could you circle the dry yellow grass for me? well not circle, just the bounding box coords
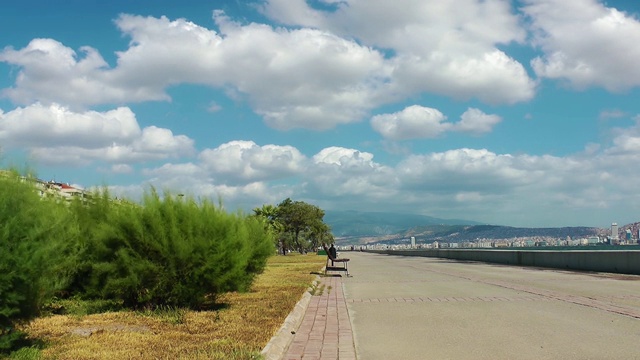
[21,254,326,360]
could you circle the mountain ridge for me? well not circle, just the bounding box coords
[324,209,482,238]
[323,210,618,246]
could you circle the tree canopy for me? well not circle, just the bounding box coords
[253,198,333,254]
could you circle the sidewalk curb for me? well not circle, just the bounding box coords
[261,277,320,360]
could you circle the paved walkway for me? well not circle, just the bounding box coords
[350,252,640,360]
[277,251,640,360]
[282,275,356,360]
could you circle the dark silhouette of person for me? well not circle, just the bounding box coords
[329,243,337,260]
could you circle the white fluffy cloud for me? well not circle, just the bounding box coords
[207,13,390,130]
[133,126,194,156]
[525,0,640,91]
[371,106,450,140]
[199,140,306,184]
[262,0,525,50]
[371,106,501,140]
[397,149,530,193]
[1,1,636,130]
[391,51,536,104]
[0,103,194,165]
[0,39,169,107]
[454,108,502,135]
[143,144,396,208]
[0,3,535,132]
[312,146,374,167]
[0,13,389,130]
[124,113,640,226]
[261,0,537,104]
[3,2,640,227]
[308,147,397,200]
[0,103,140,147]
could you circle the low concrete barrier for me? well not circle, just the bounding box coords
[367,249,640,275]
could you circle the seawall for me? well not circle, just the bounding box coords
[367,249,640,275]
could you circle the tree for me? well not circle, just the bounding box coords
[276,198,330,254]
[308,220,333,252]
[253,204,285,254]
[254,198,334,254]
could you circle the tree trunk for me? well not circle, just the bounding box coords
[294,229,304,254]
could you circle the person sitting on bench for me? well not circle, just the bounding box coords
[322,243,350,276]
[329,243,337,263]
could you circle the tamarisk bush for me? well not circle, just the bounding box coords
[72,189,274,309]
[0,171,274,351]
[0,172,76,352]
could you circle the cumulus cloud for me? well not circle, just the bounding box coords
[262,0,525,49]
[0,39,168,107]
[397,149,528,192]
[136,145,395,206]
[371,106,501,140]
[0,4,535,132]
[312,146,374,167]
[261,0,537,104]
[95,116,640,227]
[371,105,450,140]
[605,117,640,156]
[391,51,536,104]
[525,0,640,91]
[307,147,396,201]
[453,108,502,135]
[138,162,296,211]
[5,2,640,227]
[206,13,389,130]
[198,140,306,184]
[387,147,617,224]
[132,126,194,156]
[0,104,194,165]
[0,103,140,147]
[0,13,390,130]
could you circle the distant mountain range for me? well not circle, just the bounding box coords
[324,210,481,237]
[324,210,606,246]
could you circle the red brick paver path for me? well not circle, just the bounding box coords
[283,276,356,360]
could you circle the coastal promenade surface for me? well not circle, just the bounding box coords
[281,251,640,360]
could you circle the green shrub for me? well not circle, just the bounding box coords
[73,189,274,309]
[0,170,274,352]
[0,172,75,352]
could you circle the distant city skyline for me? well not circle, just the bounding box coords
[2,0,640,228]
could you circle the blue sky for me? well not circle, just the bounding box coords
[2,0,640,228]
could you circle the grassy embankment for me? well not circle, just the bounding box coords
[16,254,325,360]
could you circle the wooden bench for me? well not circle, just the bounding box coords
[322,243,350,276]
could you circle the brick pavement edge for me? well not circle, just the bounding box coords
[261,278,320,360]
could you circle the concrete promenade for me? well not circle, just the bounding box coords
[281,251,640,360]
